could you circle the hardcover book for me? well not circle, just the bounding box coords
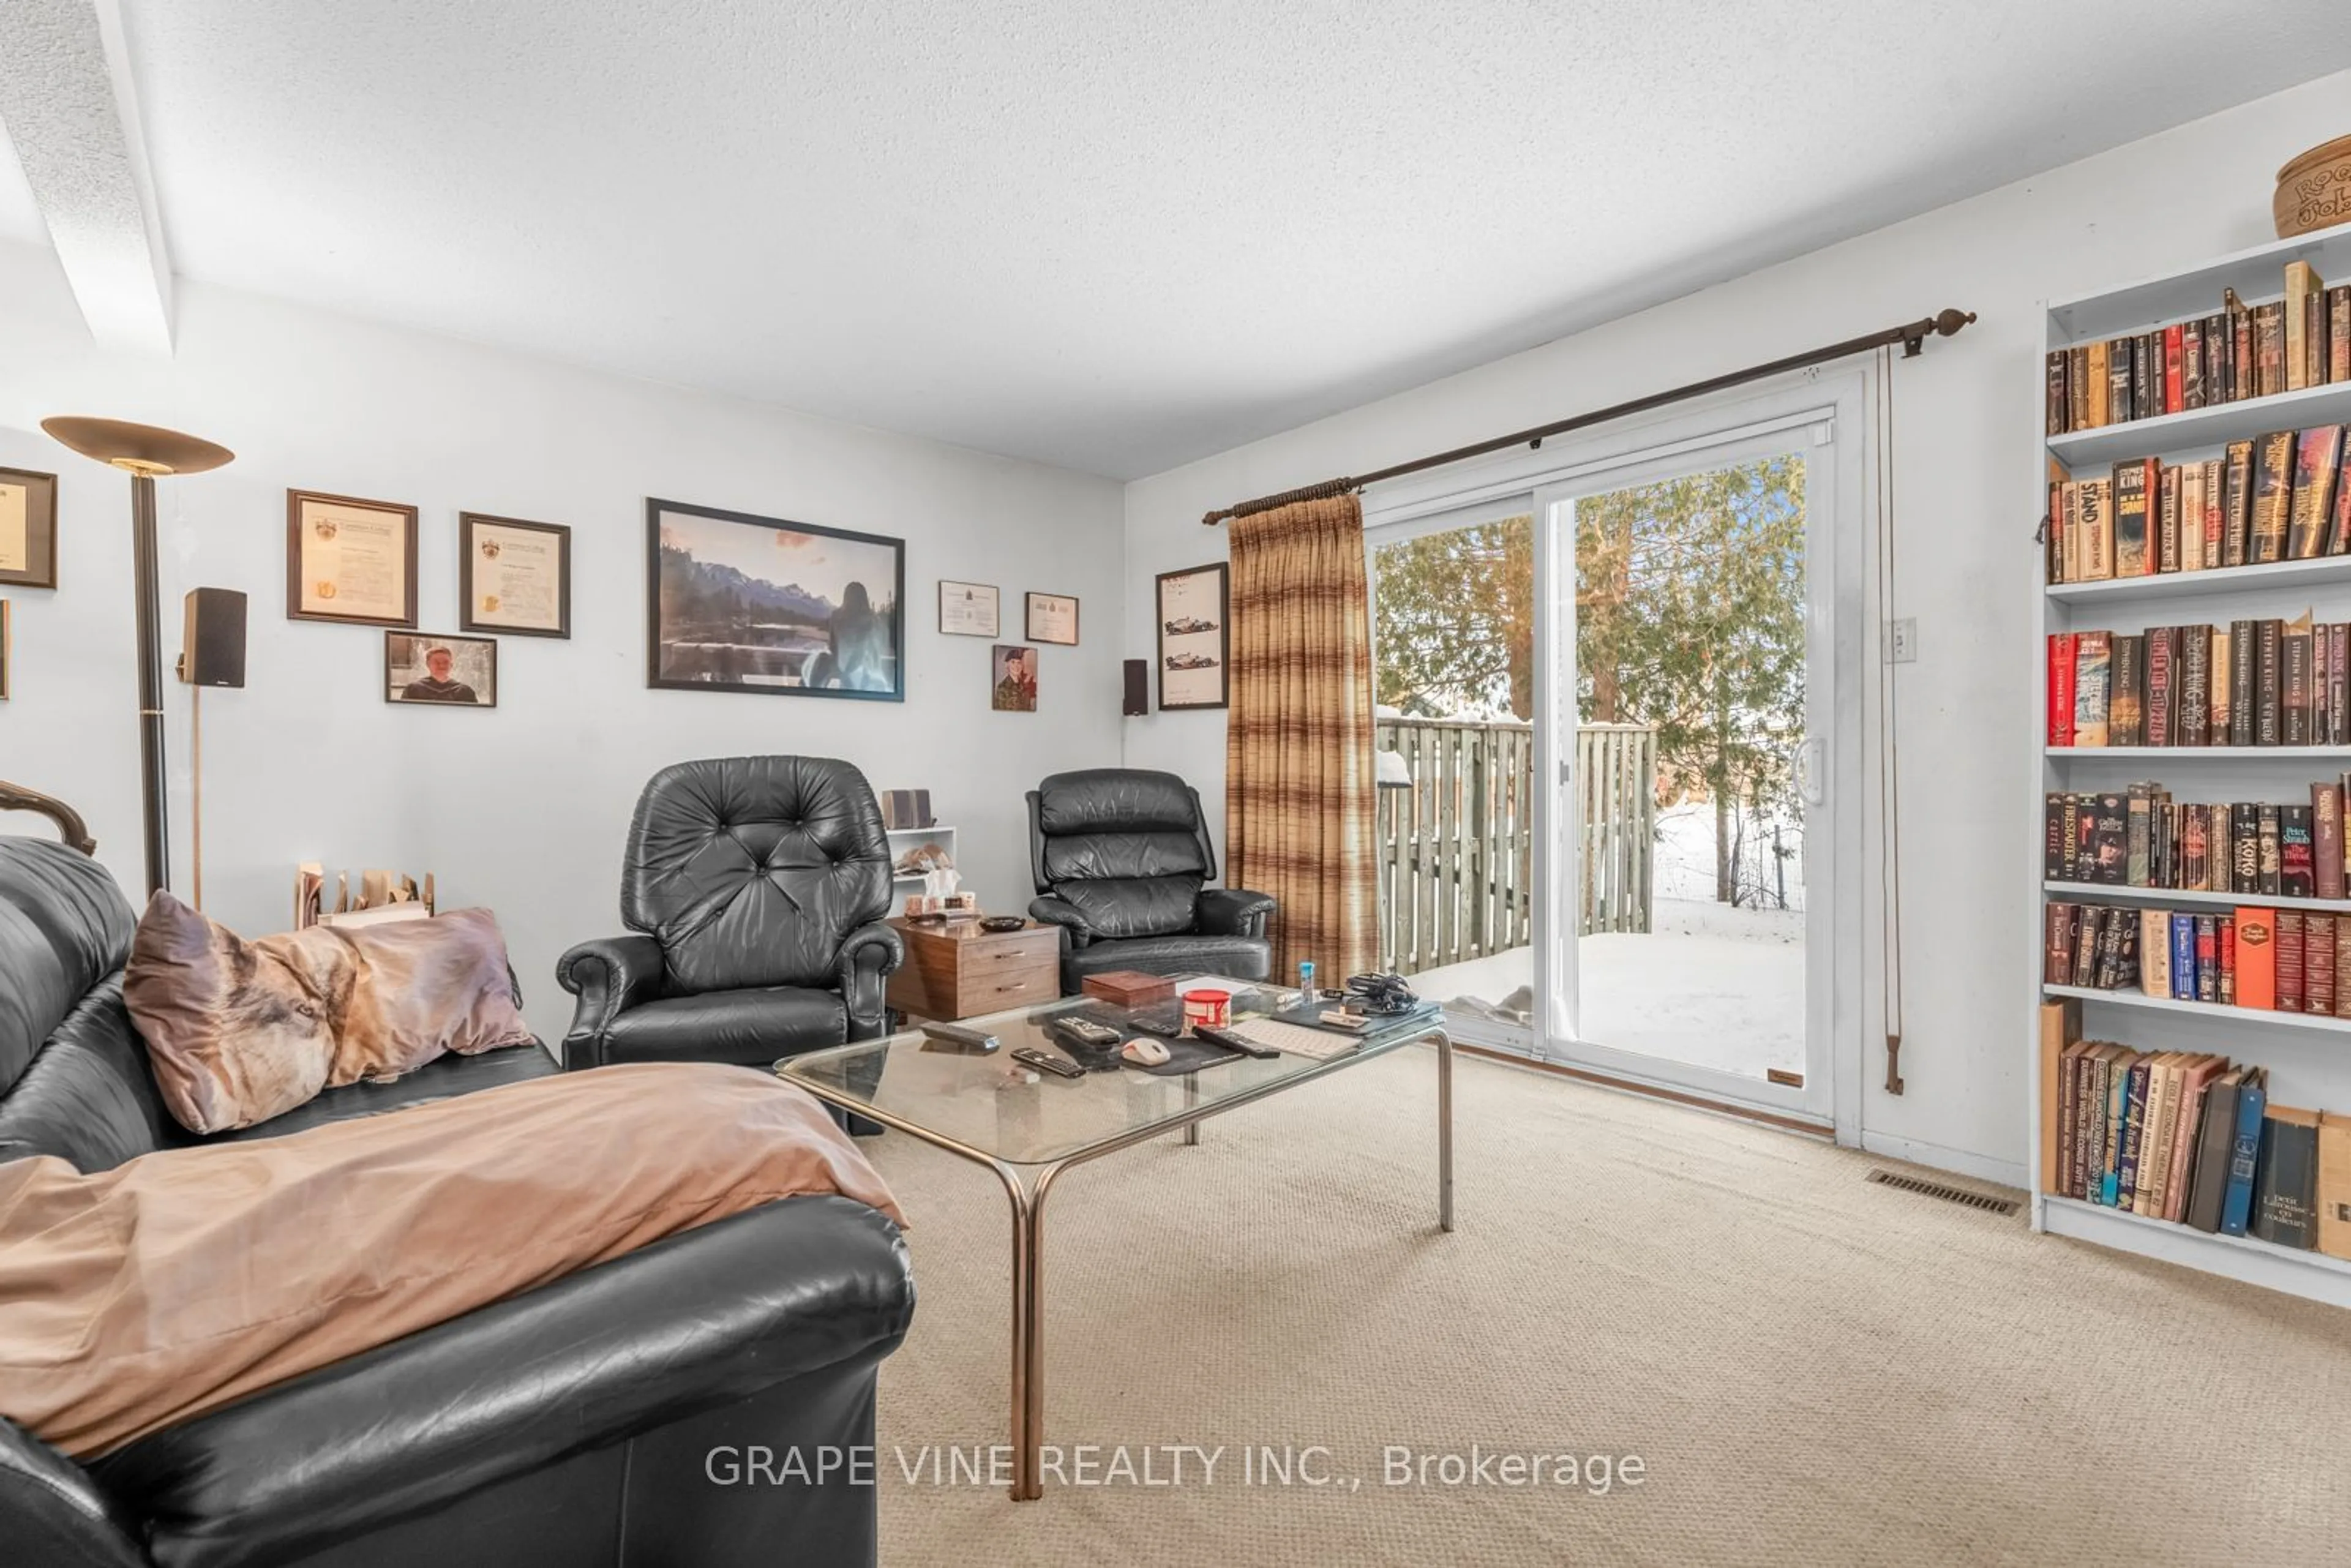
[2047,633,2079,746]
[2315,783,2345,901]
[2284,617,2314,745]
[2074,632,2112,748]
[2045,351,2070,435]
[2184,1068,2244,1233]
[2288,426,2344,560]
[2219,1068,2268,1236]
[2308,914,2336,1017]
[2255,618,2284,746]
[2178,626,2210,746]
[2252,1105,2322,1250]
[2158,465,2182,575]
[2116,460,2153,576]
[2251,432,2296,563]
[2233,907,2277,1010]
[2222,440,2255,568]
[2079,477,2113,580]
[2228,620,2255,746]
[2282,803,2317,899]
[2318,1113,2351,1260]
[2285,262,2324,392]
[2139,906,2170,998]
[2278,909,2306,1013]
[2109,635,2144,747]
[2254,302,2286,399]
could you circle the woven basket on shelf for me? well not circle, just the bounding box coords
[2274,134,2351,239]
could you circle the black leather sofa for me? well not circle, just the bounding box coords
[558,756,905,1071]
[0,831,915,1568]
[1026,768,1277,992]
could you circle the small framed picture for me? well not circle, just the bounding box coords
[288,490,419,628]
[385,631,497,708]
[1155,563,1229,710]
[0,467,59,590]
[991,643,1038,712]
[460,513,571,638]
[1025,591,1079,645]
[939,580,1000,637]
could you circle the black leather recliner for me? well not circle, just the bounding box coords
[558,756,905,1071]
[1026,768,1276,993]
[0,827,915,1568]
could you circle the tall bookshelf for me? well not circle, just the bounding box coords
[2031,218,2351,1308]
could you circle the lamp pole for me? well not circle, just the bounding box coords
[40,417,236,901]
[128,468,168,895]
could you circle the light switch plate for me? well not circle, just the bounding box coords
[1884,618,1918,664]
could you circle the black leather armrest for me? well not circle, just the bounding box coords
[94,1195,915,1568]
[1197,887,1277,939]
[554,934,666,1070]
[1028,895,1095,948]
[0,1419,146,1568]
[835,921,904,1042]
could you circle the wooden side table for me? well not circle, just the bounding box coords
[885,917,1060,1020]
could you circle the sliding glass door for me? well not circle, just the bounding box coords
[1535,433,1832,1117]
[1369,388,1855,1125]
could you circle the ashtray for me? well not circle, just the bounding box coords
[978,915,1026,932]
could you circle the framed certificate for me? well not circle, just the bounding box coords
[1024,591,1079,645]
[0,467,59,590]
[287,490,418,627]
[1155,563,1229,710]
[938,580,999,637]
[460,512,571,638]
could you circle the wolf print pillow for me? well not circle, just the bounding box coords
[124,893,535,1135]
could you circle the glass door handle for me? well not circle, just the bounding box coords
[1794,738,1826,806]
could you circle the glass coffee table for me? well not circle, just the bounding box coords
[778,980,1452,1501]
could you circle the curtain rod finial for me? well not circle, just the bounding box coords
[1933,309,1976,337]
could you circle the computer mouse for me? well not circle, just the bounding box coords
[1122,1038,1171,1067]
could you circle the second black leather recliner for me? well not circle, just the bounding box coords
[558,756,905,1070]
[1026,768,1275,992]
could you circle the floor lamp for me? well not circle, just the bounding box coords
[40,417,235,899]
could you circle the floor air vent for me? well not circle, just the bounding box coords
[1864,1169,2018,1216]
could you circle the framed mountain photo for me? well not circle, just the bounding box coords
[646,498,904,700]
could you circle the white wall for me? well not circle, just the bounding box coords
[1122,69,2351,1184]
[0,239,1126,1045]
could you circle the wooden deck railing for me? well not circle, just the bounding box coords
[1374,718,1654,976]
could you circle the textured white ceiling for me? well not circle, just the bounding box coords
[10,2,2350,476]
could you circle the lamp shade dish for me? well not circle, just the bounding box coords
[42,416,233,476]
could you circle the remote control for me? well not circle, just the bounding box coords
[1011,1046,1086,1079]
[1193,1024,1280,1059]
[1051,1016,1123,1049]
[920,1021,999,1052]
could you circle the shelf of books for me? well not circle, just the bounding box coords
[2035,219,2351,1307]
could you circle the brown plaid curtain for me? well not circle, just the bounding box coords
[1224,492,1378,983]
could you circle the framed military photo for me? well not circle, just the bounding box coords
[1155,563,1229,710]
[385,632,497,708]
[648,498,904,699]
[0,467,59,590]
[288,490,418,627]
[460,512,571,638]
[991,643,1038,712]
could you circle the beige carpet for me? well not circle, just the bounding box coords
[867,1046,2351,1566]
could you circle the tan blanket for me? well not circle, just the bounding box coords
[0,1063,902,1458]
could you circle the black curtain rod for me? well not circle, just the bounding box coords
[1200,307,1976,525]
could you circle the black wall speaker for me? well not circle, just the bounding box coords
[1122,658,1149,716]
[181,588,247,688]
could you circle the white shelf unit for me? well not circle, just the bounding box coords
[2031,220,2351,1306]
[884,823,958,887]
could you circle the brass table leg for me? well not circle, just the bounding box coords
[1183,1069,1200,1146]
[992,1159,1061,1502]
[1436,1029,1454,1232]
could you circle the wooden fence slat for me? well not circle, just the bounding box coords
[1371,718,1652,970]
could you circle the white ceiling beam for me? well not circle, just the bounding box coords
[0,0,174,353]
